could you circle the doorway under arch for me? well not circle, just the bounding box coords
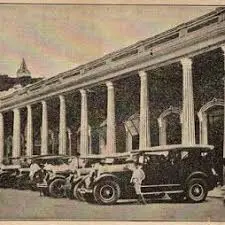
[158,106,182,145]
[198,98,224,183]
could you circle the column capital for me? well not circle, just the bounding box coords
[106,81,114,89]
[59,95,65,101]
[26,105,32,110]
[139,70,147,78]
[13,108,20,113]
[80,89,87,96]
[180,57,192,67]
[41,100,47,105]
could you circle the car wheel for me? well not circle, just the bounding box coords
[187,178,208,203]
[49,178,66,198]
[73,181,85,201]
[168,193,185,202]
[93,180,120,205]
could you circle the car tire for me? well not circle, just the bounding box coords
[168,193,185,202]
[49,178,66,198]
[93,180,120,205]
[187,178,208,203]
[73,180,85,201]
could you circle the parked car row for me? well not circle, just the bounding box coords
[0,144,219,205]
[77,145,219,205]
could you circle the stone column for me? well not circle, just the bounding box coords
[67,129,72,156]
[80,89,89,156]
[198,112,208,145]
[58,95,67,155]
[26,105,33,156]
[221,45,225,185]
[181,58,196,145]
[41,101,48,155]
[12,108,21,157]
[0,113,4,163]
[106,81,116,155]
[139,70,151,149]
[158,118,167,145]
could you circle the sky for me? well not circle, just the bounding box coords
[0,4,217,78]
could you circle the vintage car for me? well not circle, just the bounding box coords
[34,154,102,198]
[14,167,32,189]
[0,158,21,188]
[29,155,70,192]
[64,154,106,200]
[79,144,218,205]
[71,152,132,201]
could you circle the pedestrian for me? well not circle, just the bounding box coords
[36,163,48,196]
[130,161,147,204]
[29,160,41,181]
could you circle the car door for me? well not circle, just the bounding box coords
[142,153,166,185]
[164,150,181,184]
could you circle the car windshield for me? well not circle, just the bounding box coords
[181,149,210,160]
[32,156,69,166]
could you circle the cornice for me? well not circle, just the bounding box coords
[1,7,225,112]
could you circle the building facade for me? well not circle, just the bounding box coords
[0,8,225,180]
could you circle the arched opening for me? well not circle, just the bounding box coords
[208,106,224,183]
[166,113,182,144]
[124,113,140,151]
[198,98,224,183]
[158,106,181,145]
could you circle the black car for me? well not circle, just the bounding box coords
[15,167,32,189]
[80,144,218,205]
[0,164,21,188]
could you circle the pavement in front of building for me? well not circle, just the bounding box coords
[208,186,225,198]
[0,188,225,221]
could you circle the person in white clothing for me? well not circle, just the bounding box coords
[29,161,40,181]
[130,161,146,204]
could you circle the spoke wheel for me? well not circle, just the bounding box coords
[94,180,120,205]
[73,181,85,201]
[187,178,208,203]
[49,178,66,198]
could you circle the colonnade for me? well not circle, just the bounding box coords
[0,47,225,161]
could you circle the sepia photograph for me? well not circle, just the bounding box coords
[0,1,224,222]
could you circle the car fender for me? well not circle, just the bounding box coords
[184,171,208,188]
[93,173,120,186]
[48,175,66,184]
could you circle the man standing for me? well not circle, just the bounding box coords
[130,161,147,204]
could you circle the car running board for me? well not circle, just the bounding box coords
[142,190,184,195]
[141,184,181,187]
